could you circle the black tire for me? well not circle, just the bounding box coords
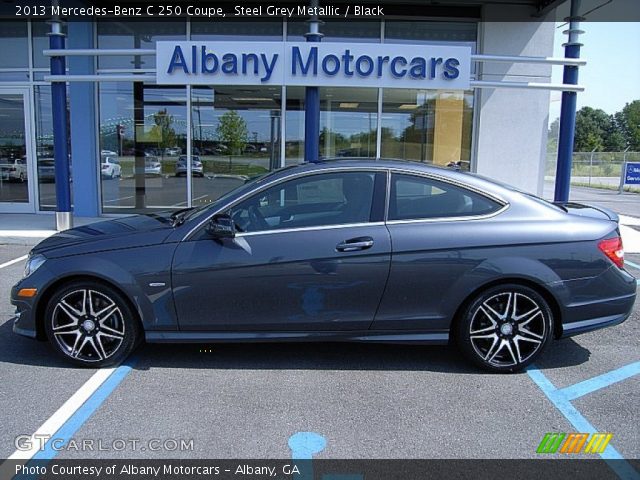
[455,284,553,373]
[44,280,141,367]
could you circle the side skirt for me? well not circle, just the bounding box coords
[145,330,449,345]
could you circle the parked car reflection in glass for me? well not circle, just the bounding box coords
[175,155,204,177]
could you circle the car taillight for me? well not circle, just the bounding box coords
[598,237,624,269]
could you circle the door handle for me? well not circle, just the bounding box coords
[336,237,374,252]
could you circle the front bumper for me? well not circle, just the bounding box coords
[11,282,40,340]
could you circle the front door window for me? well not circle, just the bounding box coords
[231,171,376,233]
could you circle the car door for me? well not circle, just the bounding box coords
[372,172,506,332]
[172,169,391,331]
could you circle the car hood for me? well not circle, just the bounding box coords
[32,214,176,257]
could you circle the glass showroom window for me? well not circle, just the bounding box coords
[287,19,380,42]
[0,20,29,81]
[385,21,477,44]
[0,94,28,204]
[32,20,68,70]
[190,19,283,41]
[285,87,378,166]
[33,86,73,211]
[380,89,474,170]
[190,86,282,208]
[97,20,186,70]
[99,82,188,213]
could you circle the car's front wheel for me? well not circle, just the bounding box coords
[456,284,553,373]
[44,281,140,367]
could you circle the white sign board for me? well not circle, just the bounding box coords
[156,41,471,90]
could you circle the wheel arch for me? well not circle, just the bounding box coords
[34,274,144,341]
[449,277,563,341]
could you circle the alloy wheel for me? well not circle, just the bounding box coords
[468,291,546,368]
[51,289,126,363]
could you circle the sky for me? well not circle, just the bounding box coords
[549,21,640,121]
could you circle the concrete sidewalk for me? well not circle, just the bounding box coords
[0,214,104,246]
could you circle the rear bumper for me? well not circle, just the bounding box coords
[561,310,633,337]
[557,267,636,338]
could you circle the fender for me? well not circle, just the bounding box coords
[33,243,179,332]
[438,255,571,327]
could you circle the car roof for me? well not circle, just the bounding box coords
[270,158,517,200]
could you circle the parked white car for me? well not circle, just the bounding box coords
[101,156,121,179]
[0,157,28,182]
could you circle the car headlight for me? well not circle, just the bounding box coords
[23,254,46,278]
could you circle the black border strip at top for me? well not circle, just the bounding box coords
[2,0,639,21]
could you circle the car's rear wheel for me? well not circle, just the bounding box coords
[44,281,140,367]
[456,284,553,373]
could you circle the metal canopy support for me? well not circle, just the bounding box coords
[554,0,583,202]
[304,0,322,163]
[49,1,72,231]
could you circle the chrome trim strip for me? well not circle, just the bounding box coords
[385,204,510,225]
[235,221,386,238]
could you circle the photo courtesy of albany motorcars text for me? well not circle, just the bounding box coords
[11,159,637,372]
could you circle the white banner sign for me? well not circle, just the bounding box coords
[156,41,471,90]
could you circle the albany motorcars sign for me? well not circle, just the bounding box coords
[156,41,471,89]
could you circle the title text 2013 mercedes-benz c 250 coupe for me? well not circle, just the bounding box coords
[11,160,637,372]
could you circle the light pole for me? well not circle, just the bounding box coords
[49,0,72,230]
[304,0,323,163]
[554,0,584,202]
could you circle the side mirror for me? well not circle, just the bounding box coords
[207,214,235,239]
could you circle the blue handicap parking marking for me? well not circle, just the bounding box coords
[559,361,640,401]
[288,432,327,460]
[527,364,640,480]
[287,432,363,480]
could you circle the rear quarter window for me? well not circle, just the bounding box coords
[389,173,503,221]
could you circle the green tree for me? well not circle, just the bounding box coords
[574,107,611,151]
[216,110,248,155]
[149,108,176,153]
[603,117,627,151]
[618,100,640,150]
[547,117,560,153]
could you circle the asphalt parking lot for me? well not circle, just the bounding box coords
[0,241,638,476]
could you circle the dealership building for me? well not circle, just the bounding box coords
[0,1,572,218]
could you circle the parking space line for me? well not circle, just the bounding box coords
[8,362,133,462]
[559,361,640,401]
[625,259,640,272]
[622,260,640,285]
[527,366,640,480]
[0,255,27,270]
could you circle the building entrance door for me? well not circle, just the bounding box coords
[0,87,36,213]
